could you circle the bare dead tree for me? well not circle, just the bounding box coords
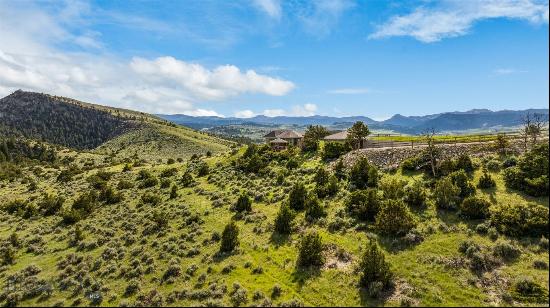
[522,112,547,148]
[423,128,438,177]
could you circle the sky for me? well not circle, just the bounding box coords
[0,0,548,120]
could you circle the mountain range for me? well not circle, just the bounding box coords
[158,108,549,133]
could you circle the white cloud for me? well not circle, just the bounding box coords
[253,0,282,19]
[259,103,318,117]
[370,0,549,43]
[328,87,370,94]
[493,67,528,75]
[262,109,286,117]
[0,1,295,115]
[130,56,295,101]
[297,0,355,37]
[234,109,256,118]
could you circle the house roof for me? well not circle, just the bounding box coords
[277,130,303,139]
[324,131,348,140]
[264,130,303,139]
[269,138,288,144]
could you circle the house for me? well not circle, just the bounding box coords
[324,130,368,148]
[264,130,303,150]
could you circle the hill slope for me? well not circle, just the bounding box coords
[0,90,138,149]
[0,90,233,159]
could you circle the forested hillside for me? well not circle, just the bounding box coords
[0,91,137,150]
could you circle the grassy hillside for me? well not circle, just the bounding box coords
[95,123,234,162]
[0,90,233,160]
[0,138,547,306]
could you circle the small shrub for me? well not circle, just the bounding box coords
[401,156,420,171]
[304,193,326,221]
[375,199,416,235]
[288,182,307,211]
[433,177,460,210]
[490,202,548,237]
[460,196,491,219]
[492,240,521,261]
[297,231,324,267]
[345,189,380,221]
[477,169,496,189]
[448,170,476,200]
[274,204,294,234]
[349,157,378,189]
[485,160,501,172]
[379,175,407,200]
[234,194,252,213]
[403,180,426,208]
[197,163,210,177]
[359,241,393,292]
[455,153,474,172]
[512,277,548,303]
[220,222,239,253]
[323,142,350,160]
[39,194,65,216]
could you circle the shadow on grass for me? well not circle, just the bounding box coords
[270,232,291,247]
[358,285,393,307]
[212,249,238,263]
[290,265,321,290]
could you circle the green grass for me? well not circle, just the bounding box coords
[0,147,547,307]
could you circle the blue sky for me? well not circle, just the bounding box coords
[0,0,548,119]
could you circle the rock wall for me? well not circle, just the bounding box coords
[336,139,543,170]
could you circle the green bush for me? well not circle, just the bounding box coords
[448,170,476,200]
[234,193,252,212]
[492,240,521,261]
[485,160,501,172]
[160,167,177,178]
[180,171,195,187]
[334,159,347,180]
[98,186,123,204]
[169,185,178,199]
[400,156,420,172]
[323,142,350,160]
[288,182,307,211]
[455,153,475,172]
[315,175,339,198]
[139,176,158,188]
[39,194,65,216]
[375,199,416,235]
[197,163,210,177]
[403,180,427,208]
[477,169,496,189]
[274,204,294,234]
[345,189,380,221]
[490,202,548,237]
[304,193,326,221]
[379,175,407,200]
[313,167,329,186]
[503,144,549,197]
[220,221,239,252]
[286,158,299,170]
[512,277,548,303]
[117,180,134,190]
[297,231,324,267]
[433,177,460,210]
[460,196,491,219]
[349,157,378,189]
[141,192,161,206]
[359,241,393,291]
[524,176,549,197]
